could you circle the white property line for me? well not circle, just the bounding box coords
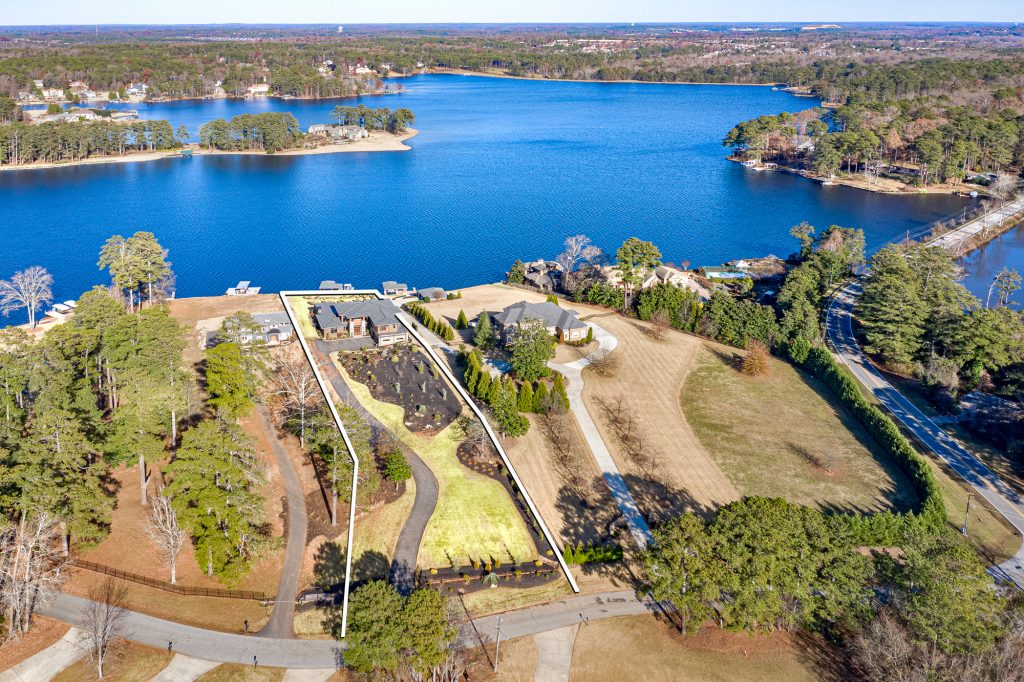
[280,290,579,613]
[279,292,361,638]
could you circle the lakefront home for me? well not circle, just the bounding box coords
[381,280,409,296]
[313,300,409,346]
[492,301,588,345]
[307,124,370,143]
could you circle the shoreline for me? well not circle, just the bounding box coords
[728,157,982,197]
[427,67,784,87]
[0,129,418,173]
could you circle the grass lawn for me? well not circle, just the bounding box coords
[284,295,320,339]
[341,367,538,568]
[568,615,832,682]
[53,642,172,682]
[681,343,918,514]
[458,579,573,617]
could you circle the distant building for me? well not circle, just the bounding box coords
[242,312,294,346]
[125,82,149,97]
[319,280,343,291]
[247,83,270,96]
[492,301,588,345]
[418,287,446,301]
[41,88,64,101]
[307,124,369,143]
[519,259,563,292]
[313,300,409,346]
[641,266,711,301]
[382,281,409,296]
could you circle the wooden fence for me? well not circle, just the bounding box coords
[69,558,271,601]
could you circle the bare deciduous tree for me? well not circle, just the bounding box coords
[0,512,68,640]
[145,490,187,584]
[0,266,53,328]
[539,411,592,505]
[557,234,603,292]
[271,355,319,447]
[81,578,129,679]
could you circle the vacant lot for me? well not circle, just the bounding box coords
[342,369,538,568]
[567,615,832,682]
[168,294,285,365]
[681,343,919,514]
[580,316,739,519]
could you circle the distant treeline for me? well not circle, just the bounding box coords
[0,119,180,165]
[198,112,302,153]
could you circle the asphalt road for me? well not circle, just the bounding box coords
[39,589,653,669]
[826,282,1024,585]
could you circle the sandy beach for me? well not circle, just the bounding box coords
[0,128,418,173]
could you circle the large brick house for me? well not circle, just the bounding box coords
[313,300,409,346]
[492,301,589,345]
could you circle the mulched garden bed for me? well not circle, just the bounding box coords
[339,344,462,432]
[305,480,405,542]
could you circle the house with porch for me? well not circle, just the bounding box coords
[492,301,588,345]
[313,299,409,346]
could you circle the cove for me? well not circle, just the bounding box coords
[1,75,972,309]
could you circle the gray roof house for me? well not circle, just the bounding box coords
[382,280,409,296]
[313,300,409,346]
[418,287,446,301]
[492,301,589,344]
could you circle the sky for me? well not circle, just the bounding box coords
[1,0,1021,26]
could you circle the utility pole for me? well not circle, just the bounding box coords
[493,616,503,674]
[962,494,973,536]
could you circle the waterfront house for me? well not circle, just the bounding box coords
[418,287,446,301]
[32,79,44,89]
[41,88,64,101]
[492,301,588,345]
[125,82,148,97]
[307,124,369,143]
[519,259,563,292]
[319,280,343,291]
[247,83,271,96]
[244,312,295,346]
[641,265,712,301]
[313,300,409,346]
[382,281,409,296]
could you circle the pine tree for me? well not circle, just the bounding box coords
[16,406,112,547]
[585,326,594,343]
[165,418,265,581]
[456,310,468,329]
[490,378,530,437]
[487,375,501,405]
[205,342,260,418]
[475,372,491,401]
[552,373,570,411]
[473,312,496,350]
[517,381,534,412]
[533,381,550,413]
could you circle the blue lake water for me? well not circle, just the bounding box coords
[0,74,984,316]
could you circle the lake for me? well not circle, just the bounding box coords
[1,74,980,315]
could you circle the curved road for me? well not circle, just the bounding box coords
[826,282,1024,585]
[38,589,653,669]
[257,406,308,639]
[311,341,439,594]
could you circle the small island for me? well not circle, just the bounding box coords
[0,105,416,171]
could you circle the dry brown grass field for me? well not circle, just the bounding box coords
[52,642,173,682]
[580,315,739,520]
[681,342,919,514]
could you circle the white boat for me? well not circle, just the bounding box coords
[741,160,758,168]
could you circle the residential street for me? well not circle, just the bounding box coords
[826,282,1024,586]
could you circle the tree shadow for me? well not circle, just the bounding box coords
[623,473,713,525]
[316,545,391,638]
[791,629,855,682]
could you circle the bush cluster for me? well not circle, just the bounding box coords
[405,302,455,341]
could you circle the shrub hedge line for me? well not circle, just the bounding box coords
[801,346,946,544]
[406,302,455,341]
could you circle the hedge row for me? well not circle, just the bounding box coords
[406,302,455,341]
[562,541,624,565]
[801,347,946,544]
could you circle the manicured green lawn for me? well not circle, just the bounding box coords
[284,296,318,339]
[342,367,538,568]
[681,343,919,514]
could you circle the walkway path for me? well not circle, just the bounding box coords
[150,654,219,681]
[826,282,1024,585]
[549,322,653,548]
[532,625,578,682]
[257,405,308,639]
[312,341,439,593]
[0,628,86,682]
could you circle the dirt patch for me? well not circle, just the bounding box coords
[337,345,461,432]
[168,295,285,366]
[0,616,69,672]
